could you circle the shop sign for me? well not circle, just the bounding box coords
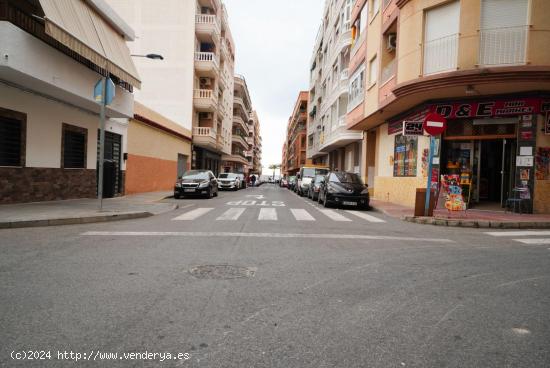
[546,112,550,135]
[402,121,424,136]
[431,98,542,120]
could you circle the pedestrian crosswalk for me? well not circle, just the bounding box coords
[485,230,550,245]
[172,207,386,223]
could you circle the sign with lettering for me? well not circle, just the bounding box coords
[546,112,550,135]
[402,121,424,136]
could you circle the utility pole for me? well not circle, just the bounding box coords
[97,76,107,211]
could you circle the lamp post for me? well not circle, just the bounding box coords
[97,53,163,211]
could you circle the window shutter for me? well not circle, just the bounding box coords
[423,1,460,75]
[481,0,528,29]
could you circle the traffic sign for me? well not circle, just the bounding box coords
[402,121,424,136]
[423,112,447,136]
[94,78,115,105]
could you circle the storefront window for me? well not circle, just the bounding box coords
[394,135,417,177]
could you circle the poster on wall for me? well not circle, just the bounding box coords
[393,135,418,177]
[440,175,467,212]
[546,112,550,135]
[536,147,550,180]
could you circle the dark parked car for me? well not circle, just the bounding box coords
[307,175,325,201]
[174,170,218,199]
[318,172,369,209]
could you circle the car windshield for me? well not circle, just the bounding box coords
[219,173,237,179]
[302,168,329,177]
[313,175,325,184]
[329,172,363,184]
[181,170,209,180]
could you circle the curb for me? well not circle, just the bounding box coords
[0,202,180,229]
[403,216,550,229]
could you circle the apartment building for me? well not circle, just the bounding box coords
[0,0,139,203]
[108,0,236,177]
[283,92,309,176]
[223,74,251,174]
[249,110,263,174]
[347,0,550,214]
[307,0,364,175]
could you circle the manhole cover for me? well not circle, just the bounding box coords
[189,265,256,279]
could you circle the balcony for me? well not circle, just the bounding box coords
[194,52,219,77]
[232,134,248,148]
[222,153,248,166]
[195,14,220,40]
[423,33,458,75]
[246,136,254,145]
[193,127,220,152]
[479,26,528,66]
[233,115,248,133]
[193,89,217,112]
[319,124,363,152]
[244,150,253,157]
[233,96,250,118]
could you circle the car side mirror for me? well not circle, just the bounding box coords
[296,174,301,179]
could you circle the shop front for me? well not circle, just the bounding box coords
[384,94,550,214]
[192,147,221,177]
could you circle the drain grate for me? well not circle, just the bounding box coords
[189,265,256,280]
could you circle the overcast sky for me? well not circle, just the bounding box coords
[224,0,323,174]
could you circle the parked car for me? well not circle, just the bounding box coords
[296,166,330,196]
[218,173,241,190]
[318,171,369,209]
[307,175,325,201]
[288,176,297,191]
[174,170,218,199]
[280,177,289,188]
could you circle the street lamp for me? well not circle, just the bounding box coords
[96,53,164,211]
[131,53,164,60]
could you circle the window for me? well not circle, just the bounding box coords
[0,108,26,167]
[368,55,378,86]
[479,0,528,65]
[348,66,365,111]
[62,124,87,169]
[393,135,417,177]
[371,0,380,18]
[423,1,460,75]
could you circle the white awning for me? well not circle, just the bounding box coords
[39,0,141,88]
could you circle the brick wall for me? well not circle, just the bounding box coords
[0,167,96,204]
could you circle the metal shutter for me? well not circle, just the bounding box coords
[423,1,460,75]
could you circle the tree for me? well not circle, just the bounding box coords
[269,164,281,181]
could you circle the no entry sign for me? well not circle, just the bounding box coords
[423,113,447,136]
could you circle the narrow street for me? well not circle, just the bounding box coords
[1,184,549,367]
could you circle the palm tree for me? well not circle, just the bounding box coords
[269,164,281,181]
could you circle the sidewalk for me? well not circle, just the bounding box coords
[371,199,550,229]
[0,192,177,229]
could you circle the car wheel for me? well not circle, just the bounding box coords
[323,195,331,208]
[214,187,219,197]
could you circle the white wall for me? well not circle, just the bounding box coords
[106,0,195,130]
[0,22,133,118]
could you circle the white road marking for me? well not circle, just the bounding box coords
[217,208,246,221]
[514,238,550,245]
[485,231,550,237]
[291,209,315,221]
[82,231,454,243]
[318,209,352,222]
[345,210,386,223]
[258,208,277,221]
[172,208,213,221]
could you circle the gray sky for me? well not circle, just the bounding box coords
[224,0,323,174]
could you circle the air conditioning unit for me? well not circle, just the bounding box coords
[387,33,397,51]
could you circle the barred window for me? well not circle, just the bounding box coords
[62,124,87,169]
[0,108,26,167]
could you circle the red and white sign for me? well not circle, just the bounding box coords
[423,113,447,136]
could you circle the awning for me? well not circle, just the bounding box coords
[39,0,141,88]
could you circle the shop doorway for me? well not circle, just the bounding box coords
[442,138,516,210]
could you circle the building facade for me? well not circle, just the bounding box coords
[249,110,263,175]
[283,92,309,176]
[307,0,364,175]
[108,0,236,177]
[347,0,550,213]
[125,102,192,194]
[0,0,139,204]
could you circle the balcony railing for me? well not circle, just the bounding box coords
[196,14,218,25]
[381,58,396,84]
[195,52,219,67]
[194,89,216,100]
[479,26,528,66]
[423,33,458,75]
[193,127,217,139]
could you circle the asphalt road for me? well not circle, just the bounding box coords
[1,184,549,367]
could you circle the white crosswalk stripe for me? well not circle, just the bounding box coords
[318,209,352,222]
[291,209,315,221]
[217,208,245,221]
[345,210,386,223]
[485,231,550,245]
[258,208,277,221]
[172,207,213,221]
[513,238,550,245]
